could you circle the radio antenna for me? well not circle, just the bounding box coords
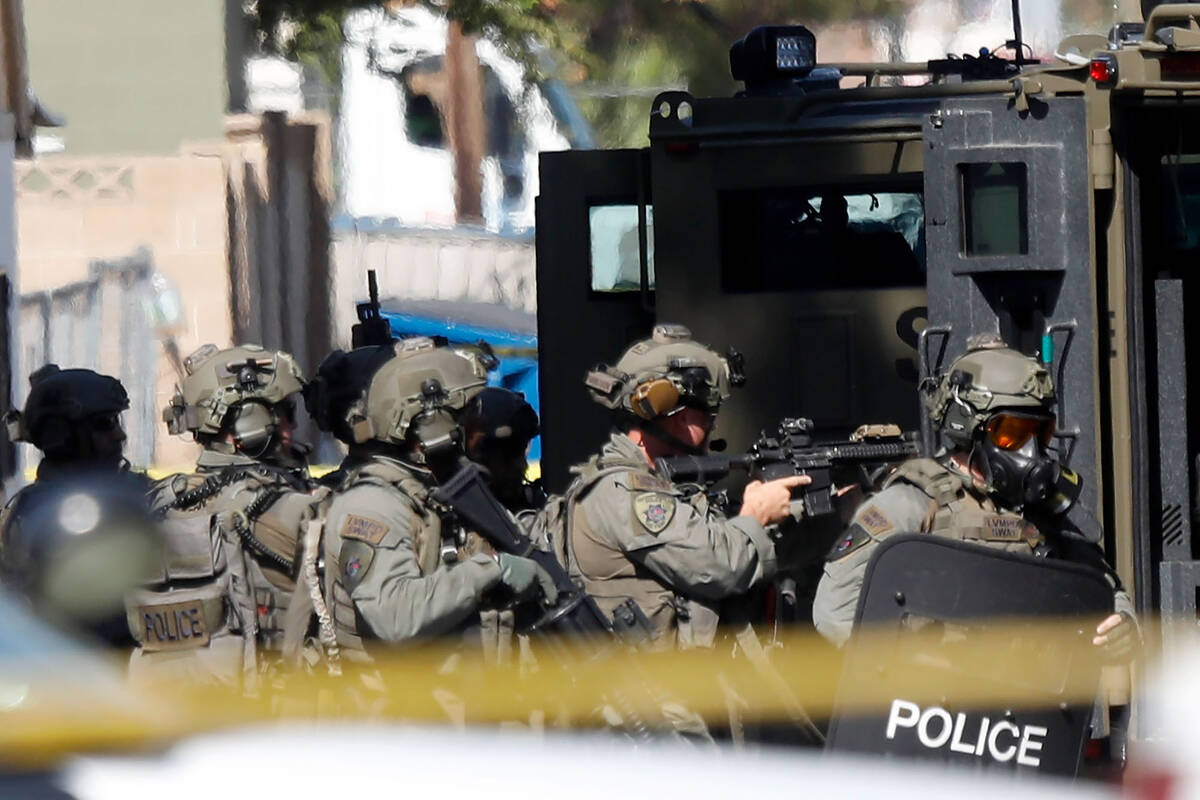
[1009,0,1026,66]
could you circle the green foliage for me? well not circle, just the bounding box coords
[248,0,905,146]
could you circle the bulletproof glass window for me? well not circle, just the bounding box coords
[1160,153,1200,251]
[589,204,656,293]
[960,162,1029,256]
[718,188,925,292]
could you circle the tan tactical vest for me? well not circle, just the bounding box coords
[127,466,308,690]
[321,459,488,664]
[553,456,716,649]
[885,458,1045,555]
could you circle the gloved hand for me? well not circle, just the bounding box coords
[1092,612,1139,663]
[496,553,559,606]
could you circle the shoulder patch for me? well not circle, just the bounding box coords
[633,492,677,534]
[339,514,389,545]
[629,472,673,492]
[339,540,377,592]
[857,504,894,537]
[827,523,874,561]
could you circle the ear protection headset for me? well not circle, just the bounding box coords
[228,400,279,456]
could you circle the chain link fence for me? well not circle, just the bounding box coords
[16,248,159,471]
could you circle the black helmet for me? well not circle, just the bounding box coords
[460,387,539,455]
[303,345,396,445]
[6,365,129,461]
[1,472,160,645]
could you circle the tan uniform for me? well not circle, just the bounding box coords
[558,432,776,649]
[812,458,1134,647]
[127,450,318,688]
[321,455,503,661]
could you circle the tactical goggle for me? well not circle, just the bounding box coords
[984,412,1055,451]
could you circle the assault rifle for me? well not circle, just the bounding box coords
[656,418,920,517]
[431,461,651,641]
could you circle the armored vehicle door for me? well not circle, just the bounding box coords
[922,96,1102,533]
[647,91,931,456]
[536,150,655,490]
[826,534,1113,777]
[1111,91,1200,638]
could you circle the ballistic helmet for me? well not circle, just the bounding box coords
[349,337,489,456]
[163,344,305,455]
[926,331,1051,448]
[461,387,539,452]
[1,472,161,645]
[585,324,742,420]
[925,334,1055,446]
[6,365,129,459]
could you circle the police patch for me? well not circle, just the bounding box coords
[340,514,388,545]
[339,540,376,592]
[633,492,676,534]
[827,523,873,561]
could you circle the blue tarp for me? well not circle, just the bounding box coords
[381,311,538,350]
[382,306,541,461]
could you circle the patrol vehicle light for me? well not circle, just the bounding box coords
[1089,54,1117,86]
[730,25,816,85]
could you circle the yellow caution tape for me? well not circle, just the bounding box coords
[0,617,1149,767]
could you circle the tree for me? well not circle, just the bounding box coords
[248,0,907,210]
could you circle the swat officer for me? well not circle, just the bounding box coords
[4,364,132,477]
[0,365,142,574]
[461,386,545,514]
[127,344,319,687]
[812,335,1137,658]
[558,324,806,649]
[313,337,554,662]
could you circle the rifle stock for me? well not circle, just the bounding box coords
[433,462,649,639]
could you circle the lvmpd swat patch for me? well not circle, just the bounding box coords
[633,492,676,534]
[340,514,388,545]
[858,505,894,536]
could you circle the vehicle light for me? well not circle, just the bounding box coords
[1124,768,1177,800]
[664,141,698,155]
[730,25,816,85]
[776,35,809,71]
[1162,52,1200,76]
[1089,55,1118,86]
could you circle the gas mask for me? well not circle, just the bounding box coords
[975,411,1079,514]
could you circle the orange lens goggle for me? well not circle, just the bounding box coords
[985,413,1055,451]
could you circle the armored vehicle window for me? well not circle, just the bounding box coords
[589,204,655,293]
[961,162,1029,256]
[719,188,924,292]
[1161,153,1200,250]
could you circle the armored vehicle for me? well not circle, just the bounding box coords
[536,2,1200,647]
